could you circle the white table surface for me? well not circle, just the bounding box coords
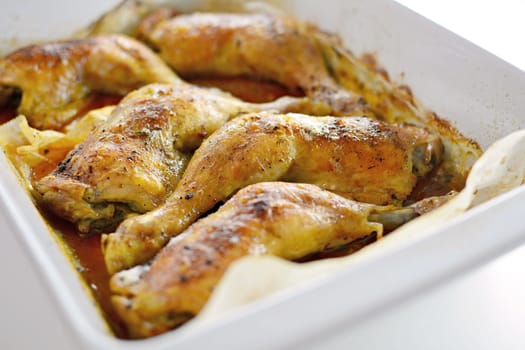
[1,1,524,349]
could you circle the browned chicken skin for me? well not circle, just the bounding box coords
[0,35,179,129]
[103,113,443,273]
[35,83,331,233]
[111,182,391,338]
[137,10,367,115]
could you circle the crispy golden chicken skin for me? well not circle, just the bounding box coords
[35,84,333,233]
[111,182,388,338]
[103,113,443,273]
[137,10,366,115]
[0,34,179,129]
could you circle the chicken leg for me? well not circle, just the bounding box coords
[136,10,367,116]
[0,34,179,130]
[110,181,411,338]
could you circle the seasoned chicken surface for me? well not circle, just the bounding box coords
[315,33,482,190]
[137,10,367,115]
[110,182,389,338]
[0,35,179,130]
[103,113,443,273]
[35,84,332,233]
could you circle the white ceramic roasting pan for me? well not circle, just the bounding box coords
[0,0,524,349]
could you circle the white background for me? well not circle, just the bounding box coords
[396,0,525,71]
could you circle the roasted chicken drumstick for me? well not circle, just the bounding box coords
[0,35,179,129]
[110,182,413,338]
[36,84,329,233]
[103,113,443,273]
[137,10,366,115]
